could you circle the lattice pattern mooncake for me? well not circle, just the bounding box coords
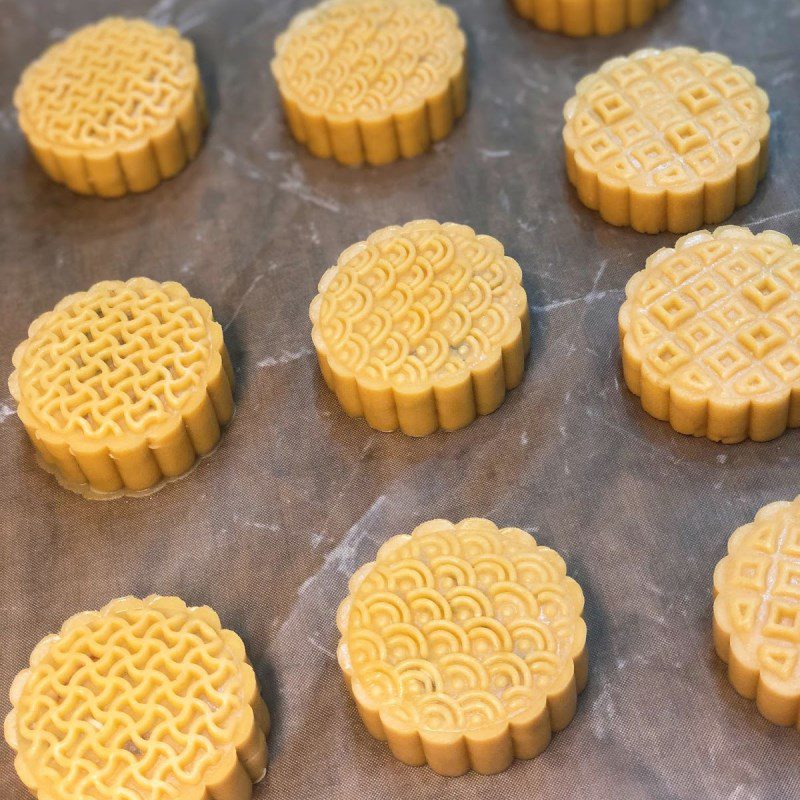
[563,48,770,233]
[271,0,467,166]
[511,0,671,37]
[9,278,234,496]
[309,220,530,436]
[4,596,269,800]
[714,498,800,726]
[619,227,800,443]
[336,518,588,775]
[13,17,207,197]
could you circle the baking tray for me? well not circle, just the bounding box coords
[1,1,799,798]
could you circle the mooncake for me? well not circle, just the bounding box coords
[564,48,769,233]
[9,278,234,496]
[336,518,588,775]
[13,17,207,196]
[271,0,467,166]
[4,596,270,800]
[309,220,530,436]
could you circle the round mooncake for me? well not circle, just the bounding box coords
[714,498,800,726]
[10,278,234,496]
[619,226,800,443]
[14,17,207,196]
[271,0,467,166]
[310,220,530,436]
[4,596,270,800]
[564,48,769,233]
[336,518,588,775]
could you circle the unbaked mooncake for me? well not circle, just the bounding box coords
[4,596,270,800]
[310,220,530,436]
[619,227,800,443]
[13,17,207,197]
[714,498,800,726]
[564,48,769,233]
[271,0,467,166]
[9,278,234,496]
[512,0,671,37]
[336,518,588,775]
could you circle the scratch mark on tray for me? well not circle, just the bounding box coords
[298,496,386,595]
[279,165,341,213]
[257,347,313,369]
[479,148,511,160]
[745,208,800,228]
[224,276,263,331]
[531,288,624,313]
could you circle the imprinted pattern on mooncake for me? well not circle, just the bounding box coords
[271,0,467,166]
[512,0,671,37]
[9,278,234,496]
[309,220,530,436]
[13,17,207,197]
[4,596,270,800]
[336,518,588,775]
[714,498,800,726]
[563,48,770,233]
[619,227,800,443]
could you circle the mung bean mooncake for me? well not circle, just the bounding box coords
[512,0,671,37]
[309,220,530,436]
[336,518,588,775]
[13,17,207,197]
[9,278,234,496]
[563,47,770,233]
[619,227,800,443]
[4,596,270,800]
[714,497,800,726]
[271,0,467,166]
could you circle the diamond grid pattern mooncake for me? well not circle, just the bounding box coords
[271,0,467,166]
[336,518,588,775]
[13,17,207,197]
[309,220,530,436]
[619,227,800,443]
[714,498,800,727]
[511,0,671,37]
[4,596,270,800]
[9,278,234,496]
[563,48,770,233]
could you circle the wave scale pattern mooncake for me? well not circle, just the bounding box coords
[4,596,270,800]
[13,17,207,196]
[271,0,467,166]
[619,227,800,443]
[310,220,530,436]
[9,278,234,496]
[564,48,769,233]
[512,0,671,37]
[714,498,800,726]
[337,518,588,775]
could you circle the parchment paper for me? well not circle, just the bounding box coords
[1,1,799,798]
